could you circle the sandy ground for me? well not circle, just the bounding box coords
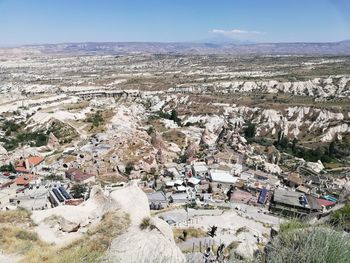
[0,253,22,263]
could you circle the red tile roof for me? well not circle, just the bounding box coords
[15,156,44,173]
[65,199,84,206]
[317,198,336,207]
[16,174,34,186]
[15,166,30,173]
[66,168,95,183]
[27,156,44,166]
[0,180,15,189]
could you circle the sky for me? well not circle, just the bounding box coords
[0,0,349,46]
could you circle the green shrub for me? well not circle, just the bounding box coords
[139,217,156,231]
[125,162,134,175]
[244,122,256,139]
[331,205,350,230]
[70,184,87,199]
[255,227,350,263]
[0,163,15,172]
[279,219,308,234]
[86,111,104,127]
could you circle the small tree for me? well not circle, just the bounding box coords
[279,136,289,149]
[244,122,256,139]
[125,162,134,175]
[149,167,156,175]
[147,126,155,135]
[170,109,178,122]
[328,141,336,157]
[177,153,188,164]
[207,184,213,194]
[86,111,104,128]
[0,163,15,173]
[292,138,297,153]
[70,184,87,199]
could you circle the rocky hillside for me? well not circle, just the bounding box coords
[171,76,350,98]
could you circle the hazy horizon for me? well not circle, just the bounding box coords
[1,0,350,46]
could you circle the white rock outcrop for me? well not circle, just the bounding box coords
[32,182,185,262]
[104,182,186,263]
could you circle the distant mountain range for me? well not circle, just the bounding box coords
[12,40,350,55]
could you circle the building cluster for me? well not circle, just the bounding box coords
[0,155,95,211]
[145,156,348,218]
[1,144,348,221]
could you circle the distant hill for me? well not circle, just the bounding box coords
[197,35,256,45]
[9,40,350,55]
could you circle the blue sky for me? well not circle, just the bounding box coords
[0,0,349,46]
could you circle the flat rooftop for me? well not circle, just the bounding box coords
[273,188,308,208]
[210,170,237,184]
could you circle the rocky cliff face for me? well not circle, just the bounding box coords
[179,103,350,143]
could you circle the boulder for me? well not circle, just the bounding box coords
[102,226,186,263]
[103,183,186,263]
[305,160,324,173]
[59,218,80,233]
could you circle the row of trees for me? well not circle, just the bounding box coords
[242,122,340,163]
[1,130,49,151]
[0,163,15,173]
[274,130,338,163]
[157,109,181,126]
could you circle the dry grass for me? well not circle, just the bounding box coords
[0,209,40,255]
[42,101,89,113]
[235,226,249,236]
[162,129,187,148]
[225,240,240,252]
[43,215,64,226]
[84,109,115,133]
[0,209,34,226]
[0,226,46,255]
[148,119,168,133]
[119,138,153,164]
[0,211,130,263]
[62,154,77,163]
[324,162,344,169]
[173,227,207,243]
[63,101,89,111]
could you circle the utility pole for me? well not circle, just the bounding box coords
[186,199,189,227]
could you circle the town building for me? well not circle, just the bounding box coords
[270,188,322,217]
[15,156,45,174]
[65,168,96,184]
[191,162,208,178]
[209,170,237,184]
